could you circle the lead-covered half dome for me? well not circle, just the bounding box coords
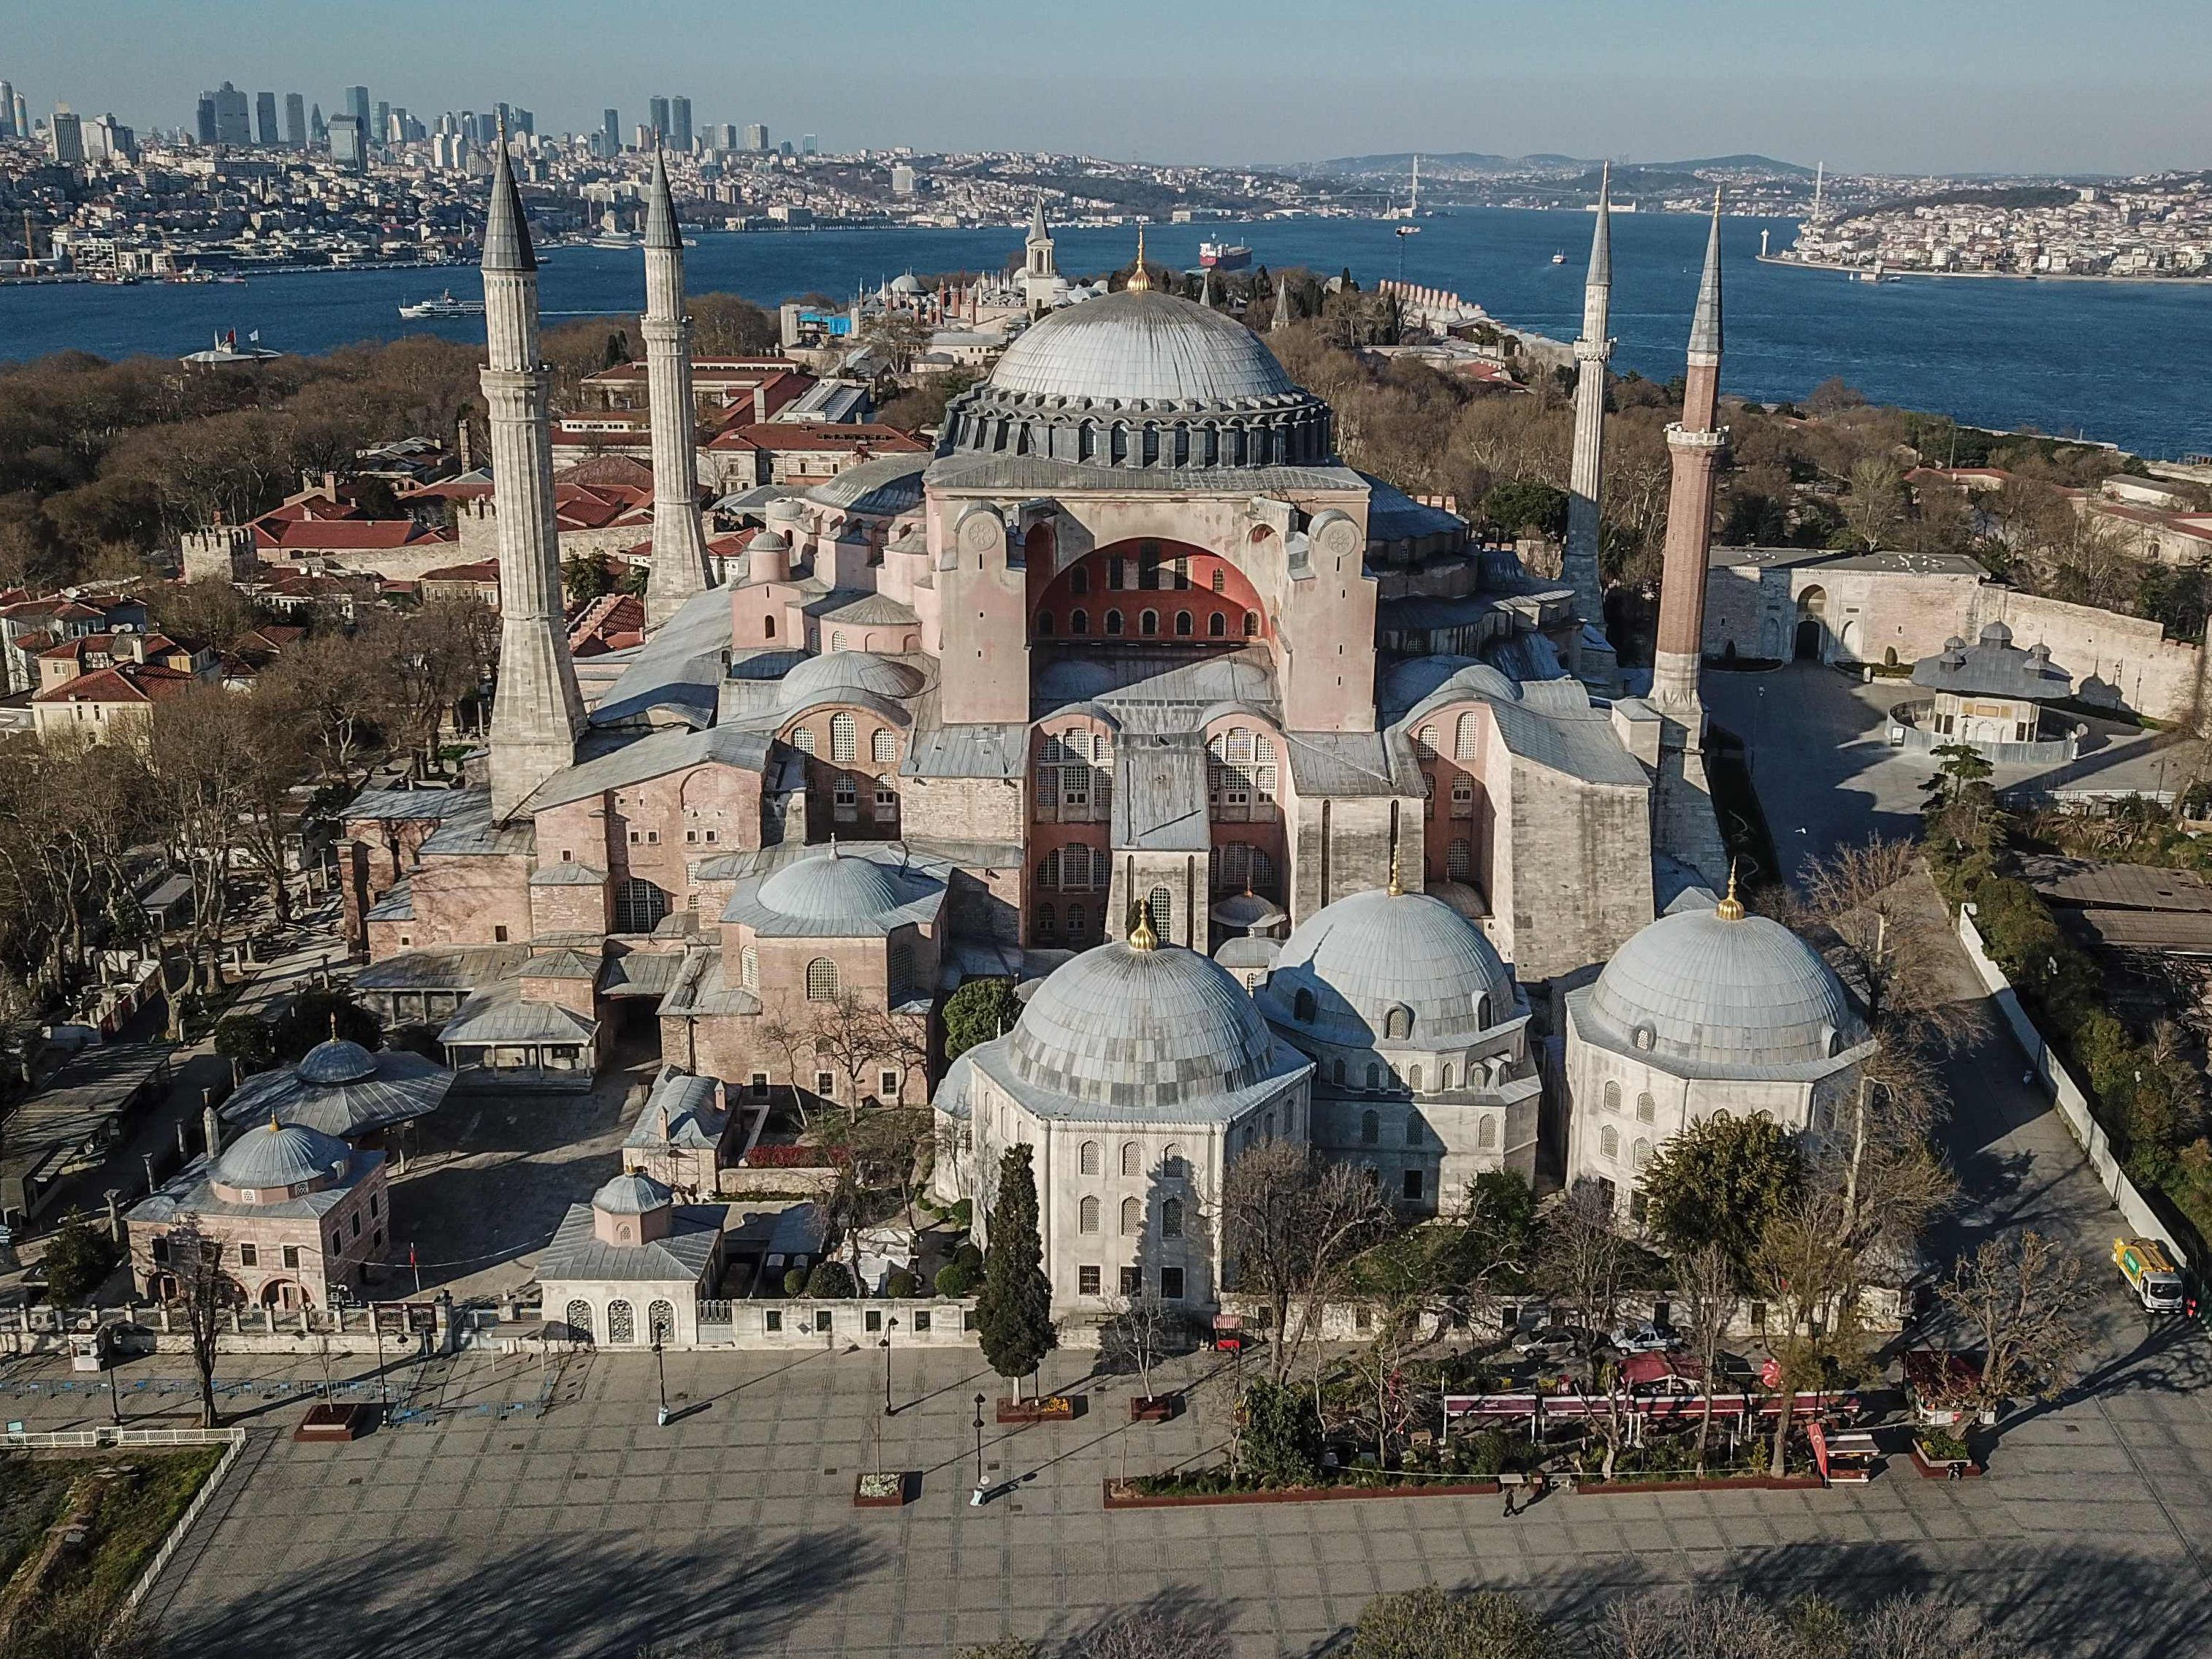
[1583,905,1864,1071]
[1258,887,1515,1046]
[1004,939,1286,1113]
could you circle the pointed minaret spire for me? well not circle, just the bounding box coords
[1563,162,1615,684]
[1688,188,1724,371]
[1271,274,1292,332]
[1200,263,1215,309]
[1027,197,1049,246]
[641,137,712,625]
[481,116,585,823]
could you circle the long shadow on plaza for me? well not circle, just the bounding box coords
[158,1526,882,1659]
[1294,1538,2212,1659]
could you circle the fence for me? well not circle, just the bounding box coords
[1956,904,2196,1277]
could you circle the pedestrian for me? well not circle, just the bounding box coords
[1502,1482,1517,1518]
[1947,1458,1963,1481]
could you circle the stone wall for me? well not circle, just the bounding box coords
[1972,588,2208,726]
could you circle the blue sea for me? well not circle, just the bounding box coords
[3,209,2208,459]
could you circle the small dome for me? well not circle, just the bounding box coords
[1259,888,1514,1045]
[1007,942,1281,1111]
[216,1119,351,1191]
[296,1037,378,1086]
[988,289,1297,404]
[755,849,907,926]
[1585,907,1862,1070]
[592,1172,674,1215]
[777,650,926,713]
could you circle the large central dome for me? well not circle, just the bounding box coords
[990,290,1297,404]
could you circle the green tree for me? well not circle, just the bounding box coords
[41,1210,121,1304]
[974,1144,1055,1395]
[269,987,380,1061]
[1640,1113,1804,1277]
[213,1010,279,1075]
[1236,1378,1322,1487]
[942,977,1021,1061]
[804,1259,856,1298]
[1479,479,1569,540]
[562,551,614,606]
[1346,1586,1560,1659]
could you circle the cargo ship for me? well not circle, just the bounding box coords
[1199,241,1251,271]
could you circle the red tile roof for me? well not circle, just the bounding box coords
[256,518,451,552]
[32,662,199,705]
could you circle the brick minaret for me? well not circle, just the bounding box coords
[1564,164,1615,687]
[483,123,586,823]
[1652,194,1727,712]
[1647,192,1731,885]
[642,142,712,628]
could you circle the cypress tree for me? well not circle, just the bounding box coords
[975,1143,1056,1396]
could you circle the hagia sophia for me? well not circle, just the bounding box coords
[335,140,1868,1319]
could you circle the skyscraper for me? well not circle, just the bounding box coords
[328,113,365,171]
[284,92,305,147]
[0,81,15,140]
[255,91,278,146]
[195,94,217,145]
[602,108,619,154]
[802,134,817,155]
[743,122,767,152]
[648,96,669,140]
[47,107,85,164]
[668,95,691,152]
[10,92,25,145]
[512,107,533,136]
[346,85,370,134]
[210,82,250,145]
[374,100,389,149]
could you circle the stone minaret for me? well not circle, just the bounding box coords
[1652,193,1727,712]
[1564,165,1616,687]
[641,142,712,627]
[1647,192,1731,885]
[482,125,586,823]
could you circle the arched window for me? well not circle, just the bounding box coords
[564,1300,594,1342]
[1210,566,1226,593]
[1036,610,1056,636]
[1037,903,1057,937]
[1636,1093,1656,1124]
[1414,725,1438,759]
[806,958,839,1001]
[1243,611,1259,637]
[615,878,668,934]
[1062,843,1089,890]
[1365,1062,1381,1090]
[1454,712,1480,760]
[1175,611,1193,636]
[740,946,759,989]
[872,728,897,764]
[1440,1061,1454,1090]
[1121,1141,1141,1177]
[1078,1195,1101,1235]
[1161,1198,1183,1239]
[830,630,846,652]
[1332,1058,1347,1086]
[1600,1126,1620,1160]
[1105,610,1124,636]
[1162,1143,1186,1178]
[1631,1138,1652,1172]
[1068,903,1086,935]
[1208,611,1227,637]
[648,1300,675,1344]
[790,725,815,755]
[1120,1196,1142,1236]
[1602,1080,1620,1113]
[1294,988,1316,1022]
[1447,840,1472,882]
[1361,1109,1379,1145]
[1140,609,1159,637]
[1071,608,1090,635]
[607,1300,636,1344]
[1478,1115,1498,1150]
[830,713,856,763]
[1407,1064,1422,1091]
[1475,995,1492,1029]
[1036,847,1061,889]
[1080,1140,1101,1176]
[1384,1007,1412,1040]
[1146,886,1172,939]
[763,614,776,639]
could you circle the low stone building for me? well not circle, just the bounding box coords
[622,1066,738,1197]
[1896,622,2077,762]
[127,1119,389,1309]
[537,1172,726,1346]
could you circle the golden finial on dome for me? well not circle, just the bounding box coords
[1387,842,1403,899]
[1126,224,1151,294]
[1715,861,1745,922]
[269,1109,283,1133]
[1127,901,1159,952]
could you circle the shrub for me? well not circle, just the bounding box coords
[934,1261,978,1297]
[804,1260,855,1298]
[883,1269,920,1299]
[1237,1379,1322,1488]
[952,1241,983,1273]
[41,1211,121,1304]
[781,1267,808,1297]
[942,977,1022,1062]
[946,1199,972,1229]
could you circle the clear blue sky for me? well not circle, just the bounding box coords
[3,0,2206,175]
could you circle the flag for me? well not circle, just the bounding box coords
[248,329,261,343]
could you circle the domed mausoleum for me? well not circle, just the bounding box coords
[933,915,1311,1316]
[1561,878,1875,1216]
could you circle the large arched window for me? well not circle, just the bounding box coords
[1631,1138,1653,1172]
[1071,608,1090,636]
[805,958,840,1001]
[1414,725,1438,759]
[1162,1143,1186,1178]
[1365,1063,1381,1090]
[1599,1126,1620,1160]
[1175,611,1193,636]
[1161,1198,1183,1239]
[1332,1058,1347,1086]
[1603,1080,1621,1113]
[1447,840,1472,883]
[1478,1115,1498,1149]
[1080,1140,1101,1176]
[1294,988,1316,1023]
[1121,1141,1141,1177]
[1105,610,1124,636]
[1440,1061,1454,1090]
[1078,1195,1101,1235]
[1405,1114,1423,1147]
[1140,609,1159,637]
[564,1300,594,1342]
[1475,995,1492,1029]
[607,1300,636,1344]
[1637,1093,1656,1124]
[872,729,897,764]
[1384,1006,1413,1040]
[1208,612,1227,637]
[1454,712,1481,760]
[1120,1197,1143,1236]
[830,713,856,763]
[647,1300,676,1344]
[615,878,668,934]
[1360,1109,1380,1145]
[1243,611,1259,637]
[1145,886,1172,939]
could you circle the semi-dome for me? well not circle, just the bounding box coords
[934,289,1335,473]
[777,649,926,714]
[215,1119,351,1193]
[1004,939,1284,1113]
[1584,904,1863,1071]
[755,849,907,926]
[296,1037,378,1086]
[1259,886,1514,1046]
[592,1172,674,1215]
[991,289,1297,404]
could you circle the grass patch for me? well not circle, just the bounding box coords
[0,1458,77,1585]
[0,1446,224,1644]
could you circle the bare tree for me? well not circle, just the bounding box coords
[1533,1179,1647,1478]
[1101,1284,1188,1403]
[794,991,929,1124]
[1936,1229,2094,1423]
[1673,1240,1739,1475]
[1597,1587,2013,1659]
[1221,1140,1389,1383]
[164,1219,243,1427]
[1751,1191,1863,1477]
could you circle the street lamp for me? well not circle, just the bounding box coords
[880,1316,899,1416]
[969,1392,988,1505]
[653,1339,670,1427]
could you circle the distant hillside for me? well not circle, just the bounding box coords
[1307,150,1812,181]
[1645,153,1817,177]
[1845,183,2075,221]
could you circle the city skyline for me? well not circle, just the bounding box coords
[3,0,2211,175]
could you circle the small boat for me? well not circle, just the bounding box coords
[1551,251,1567,265]
[1395,224,1421,238]
[399,290,487,320]
[212,274,247,285]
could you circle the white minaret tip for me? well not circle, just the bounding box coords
[644,137,681,251]
[483,122,535,274]
[1689,188,1724,361]
[1586,162,1612,289]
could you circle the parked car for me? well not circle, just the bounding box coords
[1609,1321,1682,1355]
[1511,1328,1583,1363]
